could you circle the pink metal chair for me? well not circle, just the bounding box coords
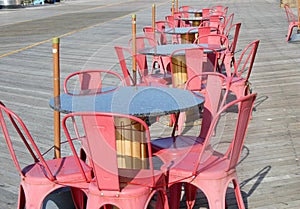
[64,69,126,163]
[219,22,242,75]
[142,27,172,78]
[114,46,139,86]
[228,40,260,101]
[194,33,230,74]
[201,14,226,34]
[151,72,229,164]
[178,5,192,26]
[179,5,192,18]
[64,69,125,95]
[128,36,172,86]
[143,26,167,45]
[201,8,212,18]
[194,33,229,47]
[211,5,229,16]
[62,112,169,209]
[0,102,93,209]
[223,12,235,33]
[284,4,299,42]
[169,47,219,89]
[164,93,257,209]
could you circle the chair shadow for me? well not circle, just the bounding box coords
[181,165,271,209]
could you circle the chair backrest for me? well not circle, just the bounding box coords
[165,15,184,28]
[143,26,167,45]
[185,72,229,139]
[114,46,135,86]
[179,5,191,18]
[211,5,228,16]
[128,36,158,76]
[197,25,220,35]
[225,22,241,54]
[170,47,218,88]
[233,40,260,81]
[223,12,234,32]
[64,70,125,95]
[193,93,257,175]
[201,8,212,18]
[0,102,91,184]
[62,112,156,191]
[284,4,297,23]
[194,34,229,49]
[0,102,55,180]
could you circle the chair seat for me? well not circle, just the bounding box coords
[88,169,165,197]
[23,156,93,184]
[151,136,205,163]
[165,152,233,182]
[144,72,172,85]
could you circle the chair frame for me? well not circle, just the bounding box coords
[166,93,257,209]
[62,112,169,209]
[0,102,92,209]
[64,69,125,95]
[284,4,300,42]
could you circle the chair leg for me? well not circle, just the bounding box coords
[184,183,197,209]
[70,187,86,209]
[155,190,170,209]
[232,179,246,209]
[286,24,296,42]
[18,186,26,209]
[169,183,182,209]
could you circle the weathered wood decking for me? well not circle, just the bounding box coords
[0,0,300,208]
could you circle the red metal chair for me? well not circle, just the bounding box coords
[220,22,242,75]
[64,69,126,164]
[211,5,229,16]
[169,47,219,89]
[0,102,93,209]
[64,69,125,95]
[228,40,260,101]
[142,27,172,78]
[201,14,226,34]
[163,93,257,209]
[114,46,139,86]
[62,112,169,209]
[151,72,229,163]
[194,33,230,74]
[201,8,212,18]
[284,4,299,42]
[143,26,167,45]
[194,33,229,47]
[223,12,235,33]
[128,36,172,86]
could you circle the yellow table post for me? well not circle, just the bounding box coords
[115,118,148,169]
[171,55,187,88]
[52,37,60,158]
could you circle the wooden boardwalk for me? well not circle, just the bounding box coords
[0,0,300,208]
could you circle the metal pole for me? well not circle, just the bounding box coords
[52,37,61,158]
[132,14,137,85]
